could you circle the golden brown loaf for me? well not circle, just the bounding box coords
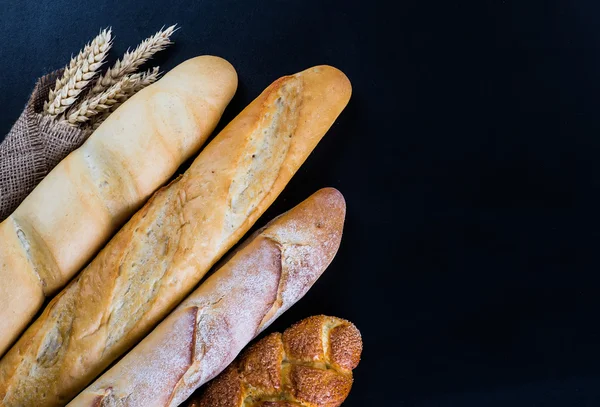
[0,66,351,407]
[189,315,362,407]
[0,55,238,357]
[68,188,346,407]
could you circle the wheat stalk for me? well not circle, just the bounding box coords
[65,67,161,127]
[90,25,176,95]
[45,29,112,114]
[45,29,112,117]
[89,67,161,129]
[48,28,111,95]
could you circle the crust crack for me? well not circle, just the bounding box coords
[222,77,303,243]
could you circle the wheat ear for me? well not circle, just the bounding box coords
[45,28,112,114]
[45,29,112,118]
[44,45,91,113]
[65,67,161,127]
[90,25,176,94]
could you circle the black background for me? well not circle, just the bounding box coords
[3,0,600,405]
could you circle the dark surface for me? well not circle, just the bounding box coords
[3,0,600,405]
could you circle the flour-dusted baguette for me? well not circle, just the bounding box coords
[0,66,351,407]
[69,188,346,407]
[0,55,238,357]
[189,315,362,407]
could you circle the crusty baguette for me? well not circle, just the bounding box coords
[69,188,346,407]
[189,315,362,407]
[0,66,351,407]
[0,55,238,357]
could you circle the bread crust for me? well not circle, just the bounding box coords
[0,56,238,357]
[68,188,346,407]
[0,66,351,407]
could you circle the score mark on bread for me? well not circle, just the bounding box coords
[226,77,302,236]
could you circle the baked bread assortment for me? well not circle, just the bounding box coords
[188,315,362,407]
[0,66,352,407]
[0,55,238,357]
[68,188,346,407]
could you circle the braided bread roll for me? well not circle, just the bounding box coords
[190,315,362,407]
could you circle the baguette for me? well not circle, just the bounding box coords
[0,55,238,357]
[0,66,351,407]
[69,188,346,407]
[189,315,362,407]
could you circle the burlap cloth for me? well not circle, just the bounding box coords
[0,70,86,221]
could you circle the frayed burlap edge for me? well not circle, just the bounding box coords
[0,70,87,221]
